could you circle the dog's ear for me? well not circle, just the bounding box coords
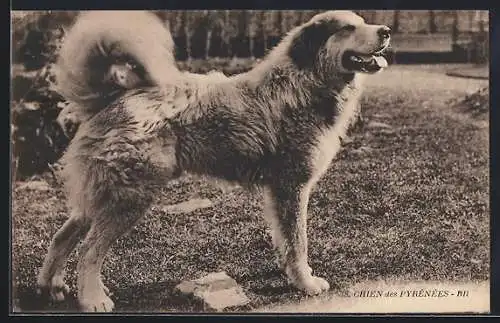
[289,20,340,69]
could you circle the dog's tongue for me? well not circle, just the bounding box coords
[353,54,388,71]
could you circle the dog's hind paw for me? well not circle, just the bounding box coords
[79,294,115,312]
[36,275,70,302]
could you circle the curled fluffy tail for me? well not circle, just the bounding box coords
[56,10,180,113]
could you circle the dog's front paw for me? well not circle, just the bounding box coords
[79,293,115,312]
[295,275,330,295]
[100,279,111,296]
[36,274,70,302]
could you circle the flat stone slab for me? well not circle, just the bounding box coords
[351,146,375,156]
[366,121,393,130]
[162,198,213,214]
[175,271,250,311]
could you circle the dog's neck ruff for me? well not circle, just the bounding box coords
[238,60,361,112]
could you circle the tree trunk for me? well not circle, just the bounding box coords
[248,10,256,58]
[183,11,192,61]
[429,10,437,33]
[205,29,212,60]
[393,10,400,33]
[452,11,459,44]
[297,11,304,27]
[260,11,268,54]
[277,11,283,35]
[224,10,232,57]
[204,10,212,59]
[237,11,249,57]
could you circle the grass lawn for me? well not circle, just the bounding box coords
[11,63,489,313]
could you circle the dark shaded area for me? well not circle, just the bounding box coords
[11,65,68,179]
[393,51,462,64]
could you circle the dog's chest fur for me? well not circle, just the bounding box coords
[308,76,364,184]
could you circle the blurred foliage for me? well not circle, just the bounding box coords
[11,62,69,180]
[464,87,489,113]
[11,11,72,180]
[12,11,77,69]
[454,86,489,118]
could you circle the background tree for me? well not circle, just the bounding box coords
[393,10,400,33]
[429,10,437,33]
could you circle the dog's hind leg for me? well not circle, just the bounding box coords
[37,209,89,302]
[265,184,329,296]
[76,199,149,312]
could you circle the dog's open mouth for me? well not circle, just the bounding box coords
[342,50,388,74]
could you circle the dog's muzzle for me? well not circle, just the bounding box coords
[341,50,388,73]
[341,25,391,74]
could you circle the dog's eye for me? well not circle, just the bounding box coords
[341,24,356,32]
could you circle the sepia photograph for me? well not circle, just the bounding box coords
[10,9,489,314]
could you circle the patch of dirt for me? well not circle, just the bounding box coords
[446,64,489,80]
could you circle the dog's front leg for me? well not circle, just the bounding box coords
[264,184,330,295]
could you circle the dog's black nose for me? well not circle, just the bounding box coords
[378,26,391,39]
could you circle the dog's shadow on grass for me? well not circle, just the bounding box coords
[16,287,80,313]
[113,280,205,313]
[232,267,343,310]
[15,269,341,313]
[15,280,200,313]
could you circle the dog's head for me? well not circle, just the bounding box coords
[289,11,391,76]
